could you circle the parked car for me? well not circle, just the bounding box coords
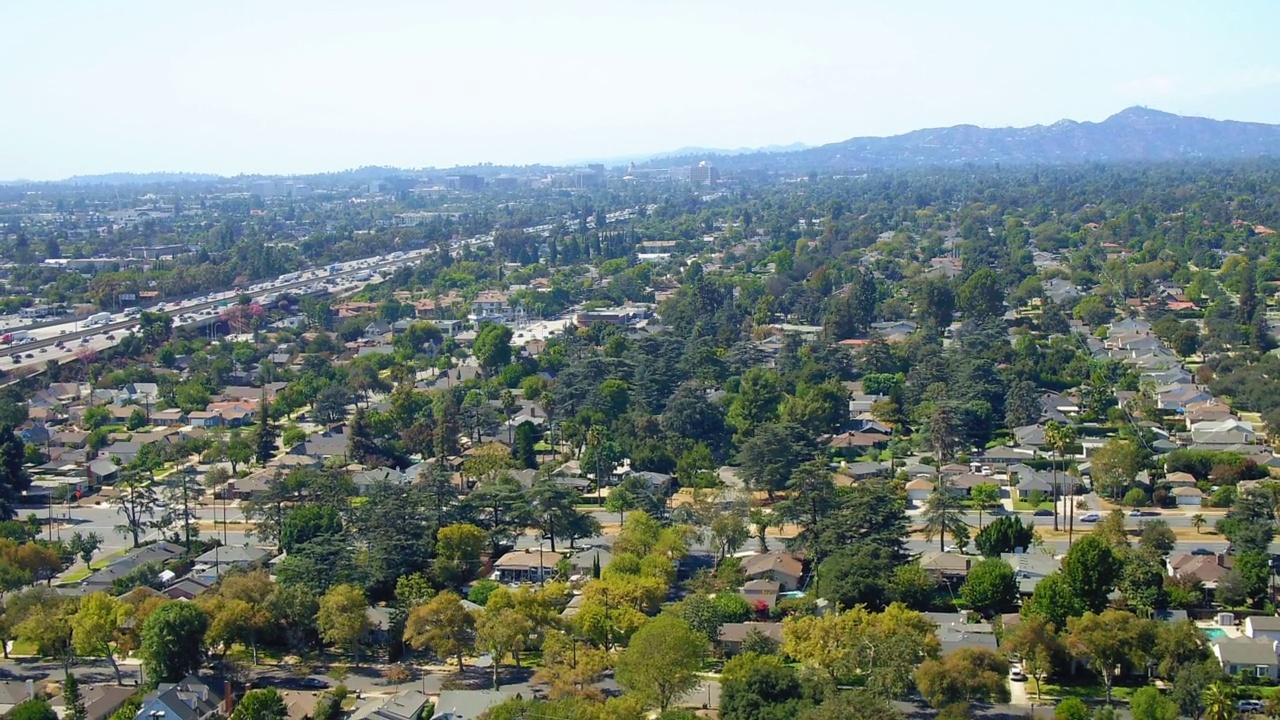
[1191,548,1216,556]
[1238,699,1264,713]
[1009,666,1027,682]
[1033,509,1053,517]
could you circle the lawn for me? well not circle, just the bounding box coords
[1014,499,1055,512]
[1040,680,1137,702]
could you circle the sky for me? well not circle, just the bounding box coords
[2,0,1278,180]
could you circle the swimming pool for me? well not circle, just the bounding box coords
[1204,628,1228,640]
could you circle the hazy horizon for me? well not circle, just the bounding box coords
[2,0,1278,181]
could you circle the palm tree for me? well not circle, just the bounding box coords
[1044,421,1077,533]
[1202,681,1238,720]
[1191,513,1207,535]
[923,476,968,552]
[969,483,1000,529]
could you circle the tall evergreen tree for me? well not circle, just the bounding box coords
[254,387,277,464]
[63,670,85,720]
[0,425,31,519]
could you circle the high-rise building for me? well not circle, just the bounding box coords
[690,161,719,186]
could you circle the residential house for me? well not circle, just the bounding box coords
[0,681,36,715]
[905,478,934,506]
[1246,617,1280,644]
[349,691,431,720]
[1168,552,1233,588]
[165,576,214,600]
[740,551,804,591]
[82,542,183,593]
[1011,424,1047,447]
[740,579,782,610]
[1002,553,1061,594]
[1191,419,1257,446]
[939,627,1000,656]
[1163,471,1198,487]
[53,684,135,720]
[193,545,270,571]
[1212,638,1280,680]
[150,409,186,427]
[718,622,784,656]
[919,552,972,584]
[187,411,222,429]
[1042,278,1079,304]
[294,431,349,461]
[430,690,518,720]
[87,459,120,485]
[1156,384,1213,412]
[848,394,887,416]
[353,467,408,494]
[492,548,563,584]
[1172,486,1204,507]
[134,675,227,720]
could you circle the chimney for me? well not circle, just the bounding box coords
[224,681,234,716]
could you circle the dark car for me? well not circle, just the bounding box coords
[1033,509,1054,516]
[1191,548,1215,556]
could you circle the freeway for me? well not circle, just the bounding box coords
[0,247,450,376]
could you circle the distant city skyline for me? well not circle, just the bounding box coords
[1,0,1277,181]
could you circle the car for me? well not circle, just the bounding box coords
[79,338,89,344]
[1191,547,1216,556]
[38,348,46,354]
[23,353,32,359]
[294,678,328,690]
[1239,699,1264,713]
[104,334,115,340]
[1079,513,1100,523]
[1033,509,1053,516]
[1009,666,1027,682]
[1128,510,1143,517]
[9,356,18,364]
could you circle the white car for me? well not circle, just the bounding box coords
[1009,666,1027,682]
[1238,699,1264,713]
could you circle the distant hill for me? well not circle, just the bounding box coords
[574,142,812,167]
[658,107,1280,172]
[62,172,225,185]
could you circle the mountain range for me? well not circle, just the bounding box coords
[659,107,1280,172]
[21,107,1280,185]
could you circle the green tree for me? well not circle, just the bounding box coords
[1202,682,1237,720]
[720,653,806,720]
[958,268,1004,320]
[1062,534,1121,613]
[1066,609,1158,704]
[735,423,815,500]
[403,591,476,670]
[0,425,33,519]
[969,483,1000,530]
[921,477,967,552]
[62,670,85,720]
[1124,487,1149,509]
[316,584,371,666]
[616,615,707,714]
[475,607,535,689]
[434,523,487,587]
[1130,686,1178,720]
[230,689,288,720]
[1043,421,1077,532]
[975,515,1035,557]
[253,388,277,464]
[959,559,1018,617]
[1003,615,1064,701]
[140,602,208,683]
[71,592,129,684]
[914,647,1010,709]
[8,700,57,720]
[1139,519,1176,556]
[1053,697,1091,720]
[473,323,514,376]
[1022,571,1084,630]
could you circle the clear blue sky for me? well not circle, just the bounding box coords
[1,0,1276,180]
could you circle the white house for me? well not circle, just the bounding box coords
[1172,486,1204,507]
[905,478,934,506]
[1245,617,1280,644]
